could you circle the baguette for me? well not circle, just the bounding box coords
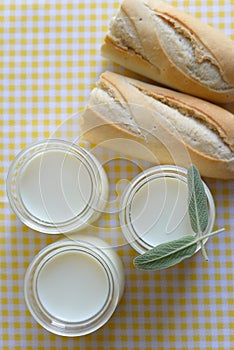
[81,71,234,179]
[101,0,234,104]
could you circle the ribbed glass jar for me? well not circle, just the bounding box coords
[6,139,109,234]
[119,165,215,254]
[24,235,125,336]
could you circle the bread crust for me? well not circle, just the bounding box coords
[81,71,234,179]
[101,0,234,103]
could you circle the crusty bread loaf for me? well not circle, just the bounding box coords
[101,0,234,103]
[81,71,234,179]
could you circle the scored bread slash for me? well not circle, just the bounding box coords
[101,0,234,103]
[81,71,234,179]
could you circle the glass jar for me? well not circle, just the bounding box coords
[6,139,109,234]
[119,165,215,254]
[24,235,125,336]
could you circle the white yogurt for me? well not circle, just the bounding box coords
[37,250,109,323]
[19,150,92,223]
[130,177,194,246]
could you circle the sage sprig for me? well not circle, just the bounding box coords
[134,229,225,270]
[187,164,209,260]
[133,164,225,271]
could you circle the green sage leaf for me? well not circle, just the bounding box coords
[133,235,197,271]
[187,164,208,233]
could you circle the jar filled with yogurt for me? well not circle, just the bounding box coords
[24,235,125,336]
[6,139,109,234]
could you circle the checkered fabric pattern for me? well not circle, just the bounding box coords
[0,1,234,349]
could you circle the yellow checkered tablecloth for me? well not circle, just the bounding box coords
[1,1,234,349]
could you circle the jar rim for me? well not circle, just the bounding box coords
[24,239,120,336]
[119,165,215,254]
[6,139,108,234]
